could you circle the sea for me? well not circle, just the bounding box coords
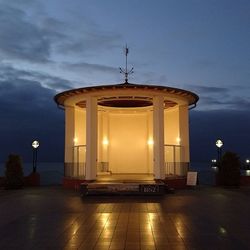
[0,162,64,186]
[0,162,216,186]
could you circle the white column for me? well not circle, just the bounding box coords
[64,106,75,177]
[179,105,190,163]
[147,111,153,174]
[101,112,109,163]
[85,97,98,180]
[153,96,165,179]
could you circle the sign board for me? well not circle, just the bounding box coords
[140,184,160,193]
[186,171,198,186]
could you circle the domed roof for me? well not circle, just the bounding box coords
[54,82,199,108]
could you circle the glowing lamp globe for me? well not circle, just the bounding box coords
[32,140,40,149]
[216,139,223,148]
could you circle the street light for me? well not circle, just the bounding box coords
[32,140,39,173]
[211,159,218,170]
[215,139,223,162]
[246,159,250,170]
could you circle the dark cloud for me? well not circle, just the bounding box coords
[58,34,121,56]
[0,4,51,63]
[0,65,72,163]
[188,85,228,94]
[25,71,73,91]
[201,96,227,105]
[197,95,250,111]
[62,62,118,75]
[4,0,37,6]
[0,1,122,70]
[227,98,250,110]
[188,84,250,110]
[138,71,168,85]
[0,78,64,163]
[56,23,121,56]
[0,64,73,91]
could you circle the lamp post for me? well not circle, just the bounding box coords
[32,140,39,173]
[211,159,217,165]
[211,159,218,171]
[246,159,250,170]
[215,139,223,162]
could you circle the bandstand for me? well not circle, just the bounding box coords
[54,82,198,185]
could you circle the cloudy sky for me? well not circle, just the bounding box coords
[0,0,249,164]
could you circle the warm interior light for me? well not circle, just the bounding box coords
[147,139,154,145]
[73,138,78,143]
[176,137,181,143]
[102,138,109,145]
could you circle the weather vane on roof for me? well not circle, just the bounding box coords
[119,45,134,83]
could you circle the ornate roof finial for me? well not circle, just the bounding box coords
[119,44,134,83]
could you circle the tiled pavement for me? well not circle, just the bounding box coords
[0,186,250,249]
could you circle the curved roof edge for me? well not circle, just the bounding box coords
[54,82,199,107]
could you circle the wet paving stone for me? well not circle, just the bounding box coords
[0,186,250,249]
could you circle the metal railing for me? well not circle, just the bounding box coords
[65,162,110,178]
[64,162,86,178]
[165,162,189,177]
[97,162,109,172]
[66,143,188,178]
[164,144,189,177]
[65,145,86,178]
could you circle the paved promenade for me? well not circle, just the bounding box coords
[0,186,250,250]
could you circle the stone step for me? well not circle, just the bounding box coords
[80,181,167,196]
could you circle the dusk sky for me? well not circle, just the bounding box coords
[0,0,249,164]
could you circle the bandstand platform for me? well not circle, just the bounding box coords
[73,174,175,195]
